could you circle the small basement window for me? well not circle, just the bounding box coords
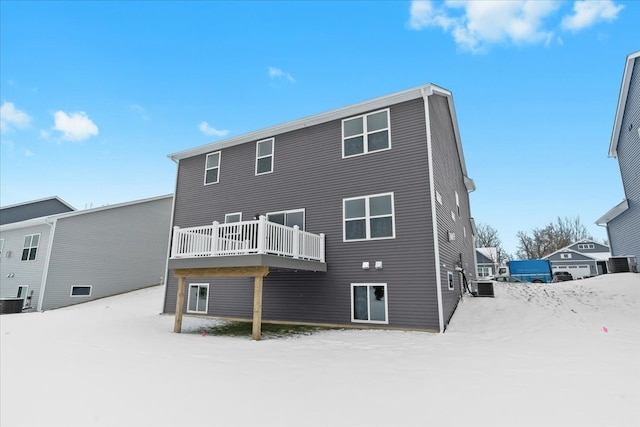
[71,286,92,297]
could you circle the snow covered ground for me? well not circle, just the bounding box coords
[1,273,638,427]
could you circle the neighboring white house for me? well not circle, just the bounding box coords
[0,194,173,311]
[476,247,498,278]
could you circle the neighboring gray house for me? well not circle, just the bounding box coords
[596,51,640,263]
[0,196,75,225]
[476,247,498,278]
[163,84,477,338]
[0,195,173,310]
[542,239,611,279]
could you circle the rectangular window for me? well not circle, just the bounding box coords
[267,209,305,230]
[70,286,92,297]
[447,272,455,290]
[187,283,209,314]
[342,109,390,157]
[17,285,30,308]
[455,191,460,217]
[204,151,221,185]
[436,191,442,205]
[351,284,388,324]
[343,193,395,241]
[21,234,40,261]
[0,238,4,257]
[560,253,572,259]
[256,138,274,175]
[225,212,242,223]
[577,244,594,250]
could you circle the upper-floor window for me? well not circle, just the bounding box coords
[21,234,40,261]
[455,191,460,217]
[267,209,304,230]
[256,138,274,175]
[0,238,4,257]
[204,151,221,185]
[342,109,390,158]
[560,253,572,259]
[577,244,594,250]
[343,193,395,241]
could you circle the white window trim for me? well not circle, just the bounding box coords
[342,108,391,158]
[0,238,4,257]
[204,151,221,185]
[255,138,274,176]
[225,212,243,223]
[560,253,572,259]
[21,233,41,262]
[436,191,442,205]
[266,208,305,230]
[187,283,209,314]
[455,191,460,217]
[350,283,389,324]
[447,272,454,290]
[577,244,594,250]
[70,285,92,297]
[343,192,395,242]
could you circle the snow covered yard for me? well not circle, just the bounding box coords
[1,274,638,427]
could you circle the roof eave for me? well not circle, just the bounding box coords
[595,199,629,225]
[608,51,640,158]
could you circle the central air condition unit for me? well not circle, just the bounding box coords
[475,280,495,297]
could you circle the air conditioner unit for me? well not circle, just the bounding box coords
[475,280,495,297]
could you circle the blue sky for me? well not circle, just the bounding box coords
[1,0,638,255]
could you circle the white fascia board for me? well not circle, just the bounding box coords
[595,199,629,225]
[49,194,174,221]
[169,83,447,162]
[0,216,50,232]
[609,51,640,158]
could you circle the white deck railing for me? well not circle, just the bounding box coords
[171,216,325,262]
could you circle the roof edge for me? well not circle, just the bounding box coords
[609,50,640,158]
[595,199,629,225]
[0,196,75,211]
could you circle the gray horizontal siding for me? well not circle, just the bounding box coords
[429,94,476,329]
[41,197,172,310]
[166,98,443,330]
[610,58,640,260]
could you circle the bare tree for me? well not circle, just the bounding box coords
[475,223,511,264]
[516,216,592,259]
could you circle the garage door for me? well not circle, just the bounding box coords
[552,265,591,279]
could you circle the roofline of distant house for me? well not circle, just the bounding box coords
[167,83,475,192]
[609,50,640,158]
[0,194,173,231]
[0,196,75,211]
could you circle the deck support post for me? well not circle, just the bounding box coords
[252,274,264,341]
[174,276,186,333]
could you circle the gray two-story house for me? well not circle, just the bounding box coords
[543,239,611,279]
[163,84,476,338]
[597,51,640,265]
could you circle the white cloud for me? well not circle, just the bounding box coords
[199,121,229,137]
[0,101,32,132]
[561,0,623,31]
[408,0,622,52]
[268,66,296,83]
[52,111,99,142]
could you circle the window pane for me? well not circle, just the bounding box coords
[28,249,37,260]
[24,235,31,246]
[206,153,220,168]
[367,130,389,151]
[22,249,29,261]
[343,117,363,137]
[345,199,365,219]
[353,286,368,320]
[188,287,198,311]
[345,219,366,240]
[369,195,392,216]
[369,286,386,321]
[72,286,91,296]
[268,213,285,225]
[258,140,273,157]
[370,217,392,238]
[31,234,39,246]
[205,168,219,184]
[344,136,364,156]
[257,157,272,174]
[367,111,388,132]
[285,211,304,229]
[225,214,241,223]
[197,286,208,312]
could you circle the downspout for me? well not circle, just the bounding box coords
[161,156,180,314]
[422,87,445,333]
[37,217,58,311]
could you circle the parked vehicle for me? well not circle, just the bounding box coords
[492,276,523,283]
[553,271,573,282]
[504,259,554,283]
